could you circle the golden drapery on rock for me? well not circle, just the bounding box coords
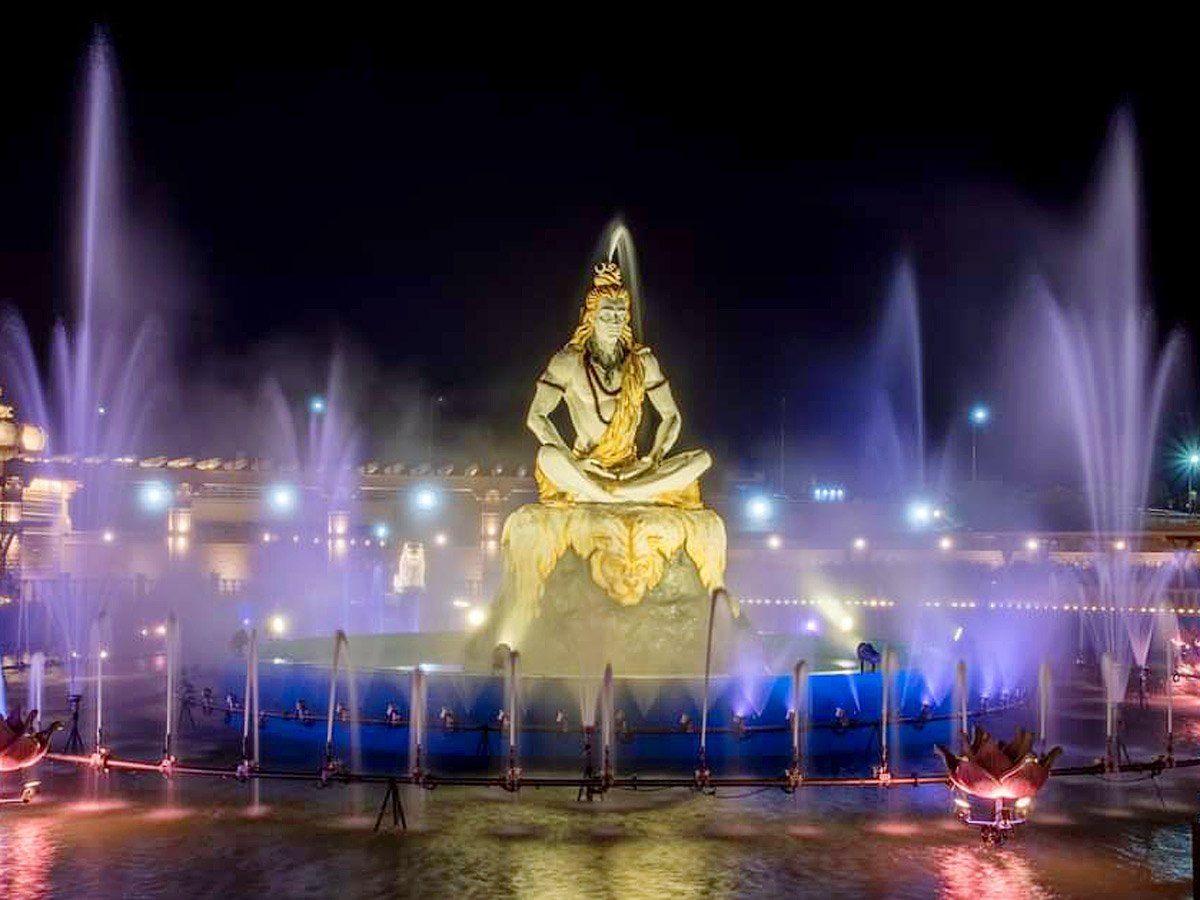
[500,502,729,620]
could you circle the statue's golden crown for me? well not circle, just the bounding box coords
[591,261,623,289]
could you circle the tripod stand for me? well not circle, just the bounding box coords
[62,694,86,754]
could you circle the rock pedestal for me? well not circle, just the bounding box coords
[470,503,751,676]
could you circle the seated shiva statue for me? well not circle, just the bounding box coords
[527,261,711,507]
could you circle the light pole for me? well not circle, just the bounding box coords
[1188,452,1199,513]
[427,395,444,466]
[778,395,786,497]
[969,404,990,482]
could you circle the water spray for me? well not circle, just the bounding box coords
[323,629,349,777]
[409,666,427,781]
[878,647,894,782]
[1166,636,1175,764]
[238,629,261,808]
[1101,652,1116,772]
[955,660,968,753]
[1038,659,1051,751]
[697,588,723,788]
[505,650,521,790]
[94,643,105,754]
[788,660,807,788]
[600,662,614,787]
[30,652,44,733]
[162,613,177,765]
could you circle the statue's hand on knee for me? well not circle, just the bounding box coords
[579,458,617,480]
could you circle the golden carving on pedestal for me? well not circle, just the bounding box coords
[500,502,728,626]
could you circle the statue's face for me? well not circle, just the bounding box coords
[593,296,629,347]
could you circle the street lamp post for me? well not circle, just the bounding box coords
[1188,452,1200,513]
[427,395,444,466]
[969,404,990,482]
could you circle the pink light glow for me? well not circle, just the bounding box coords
[62,799,131,814]
[142,806,192,821]
[869,821,922,837]
[0,818,54,900]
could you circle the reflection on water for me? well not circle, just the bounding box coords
[2,671,1199,899]
[0,777,1195,900]
[936,846,1052,900]
[0,817,55,900]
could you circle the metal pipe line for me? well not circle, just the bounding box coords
[44,751,1194,792]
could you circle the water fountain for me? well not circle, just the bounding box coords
[861,259,927,497]
[5,37,1200,897]
[1041,116,1185,757]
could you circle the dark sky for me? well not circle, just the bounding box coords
[1,16,1193,490]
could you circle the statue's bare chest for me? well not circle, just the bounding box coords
[563,353,624,433]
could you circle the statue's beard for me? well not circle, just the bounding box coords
[589,335,625,374]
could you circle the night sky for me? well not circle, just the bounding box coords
[1,17,1192,490]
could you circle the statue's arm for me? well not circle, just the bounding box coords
[525,352,571,452]
[643,351,682,461]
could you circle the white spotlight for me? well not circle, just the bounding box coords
[138,481,170,511]
[268,484,297,513]
[907,501,932,527]
[746,495,772,522]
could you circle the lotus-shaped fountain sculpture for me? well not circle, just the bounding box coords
[0,707,62,772]
[936,727,1061,800]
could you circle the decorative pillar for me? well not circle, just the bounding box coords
[1,477,21,580]
[328,509,349,561]
[168,483,192,560]
[479,488,504,597]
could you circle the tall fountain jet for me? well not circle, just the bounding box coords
[1045,113,1184,685]
[862,259,926,496]
[0,30,167,683]
[1,29,162,469]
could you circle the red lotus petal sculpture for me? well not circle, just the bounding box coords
[0,708,62,773]
[937,727,1061,800]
